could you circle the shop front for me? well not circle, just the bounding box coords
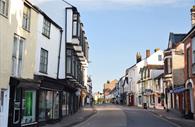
[8,77,40,127]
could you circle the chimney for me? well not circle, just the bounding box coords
[146,49,150,58]
[154,48,160,52]
[136,52,142,63]
[191,6,195,27]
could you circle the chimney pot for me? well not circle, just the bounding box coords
[154,48,160,52]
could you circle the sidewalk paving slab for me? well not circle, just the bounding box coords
[148,108,195,127]
[43,105,97,127]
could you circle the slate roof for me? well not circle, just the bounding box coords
[169,33,186,47]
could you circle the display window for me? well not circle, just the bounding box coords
[21,90,36,124]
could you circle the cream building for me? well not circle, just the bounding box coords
[0,0,38,126]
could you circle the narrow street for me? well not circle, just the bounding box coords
[74,104,176,127]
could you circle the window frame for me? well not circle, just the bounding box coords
[39,48,48,74]
[22,4,31,31]
[12,35,25,77]
[42,18,51,38]
[0,0,8,17]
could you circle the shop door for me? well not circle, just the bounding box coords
[0,89,9,127]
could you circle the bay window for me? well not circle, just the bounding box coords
[66,49,72,74]
[72,12,82,38]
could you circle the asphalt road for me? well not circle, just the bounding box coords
[73,104,176,127]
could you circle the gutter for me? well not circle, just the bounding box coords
[57,29,63,79]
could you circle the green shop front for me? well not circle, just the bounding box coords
[8,76,79,127]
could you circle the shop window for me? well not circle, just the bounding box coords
[13,88,21,124]
[39,91,47,122]
[62,92,67,116]
[45,91,59,120]
[21,90,36,124]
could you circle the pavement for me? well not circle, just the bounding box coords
[148,108,195,127]
[43,105,97,127]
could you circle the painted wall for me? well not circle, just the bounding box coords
[30,0,73,79]
[34,14,61,79]
[0,0,38,89]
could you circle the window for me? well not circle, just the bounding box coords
[192,51,195,74]
[167,58,172,74]
[0,0,8,16]
[12,35,24,77]
[39,48,48,73]
[187,48,191,77]
[72,13,79,37]
[21,90,36,124]
[22,4,31,31]
[66,49,72,74]
[42,18,51,38]
[158,55,162,61]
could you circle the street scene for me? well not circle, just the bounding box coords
[1,0,195,127]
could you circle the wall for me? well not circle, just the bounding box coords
[34,14,61,78]
[0,0,38,89]
[30,0,73,79]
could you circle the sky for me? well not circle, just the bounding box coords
[64,0,195,93]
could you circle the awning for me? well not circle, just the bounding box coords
[172,86,186,93]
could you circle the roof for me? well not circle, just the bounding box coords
[169,33,186,48]
[32,5,62,30]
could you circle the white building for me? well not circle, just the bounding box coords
[31,0,90,107]
[138,49,164,108]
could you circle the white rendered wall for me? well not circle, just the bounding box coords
[30,0,73,79]
[34,14,61,79]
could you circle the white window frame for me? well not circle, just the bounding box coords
[39,48,48,74]
[42,18,51,38]
[22,4,31,31]
[12,35,24,77]
[0,0,8,16]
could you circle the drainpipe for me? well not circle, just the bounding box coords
[57,29,63,79]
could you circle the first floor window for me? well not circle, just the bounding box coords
[66,49,72,74]
[0,0,8,16]
[39,48,48,73]
[12,35,24,77]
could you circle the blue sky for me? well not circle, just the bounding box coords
[67,0,193,93]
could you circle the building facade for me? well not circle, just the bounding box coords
[163,33,186,113]
[138,49,164,108]
[0,0,90,126]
